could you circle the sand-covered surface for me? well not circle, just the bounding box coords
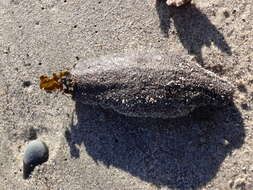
[0,0,252,189]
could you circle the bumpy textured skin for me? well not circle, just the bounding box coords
[71,50,234,118]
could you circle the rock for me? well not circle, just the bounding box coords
[23,140,49,179]
[71,50,234,119]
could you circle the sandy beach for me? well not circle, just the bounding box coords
[0,0,252,189]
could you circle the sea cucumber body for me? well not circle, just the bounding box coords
[71,50,234,118]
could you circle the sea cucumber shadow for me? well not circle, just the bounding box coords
[156,1,232,64]
[65,102,245,189]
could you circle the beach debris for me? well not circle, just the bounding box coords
[40,71,70,93]
[40,50,234,119]
[23,140,49,179]
[166,0,192,7]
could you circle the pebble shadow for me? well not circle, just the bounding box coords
[156,0,232,64]
[65,102,245,189]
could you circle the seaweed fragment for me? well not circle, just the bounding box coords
[39,71,73,94]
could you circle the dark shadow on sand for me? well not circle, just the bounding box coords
[65,101,245,190]
[156,0,232,64]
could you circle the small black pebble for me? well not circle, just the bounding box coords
[24,63,31,67]
[23,140,49,179]
[22,81,31,87]
[223,11,230,18]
